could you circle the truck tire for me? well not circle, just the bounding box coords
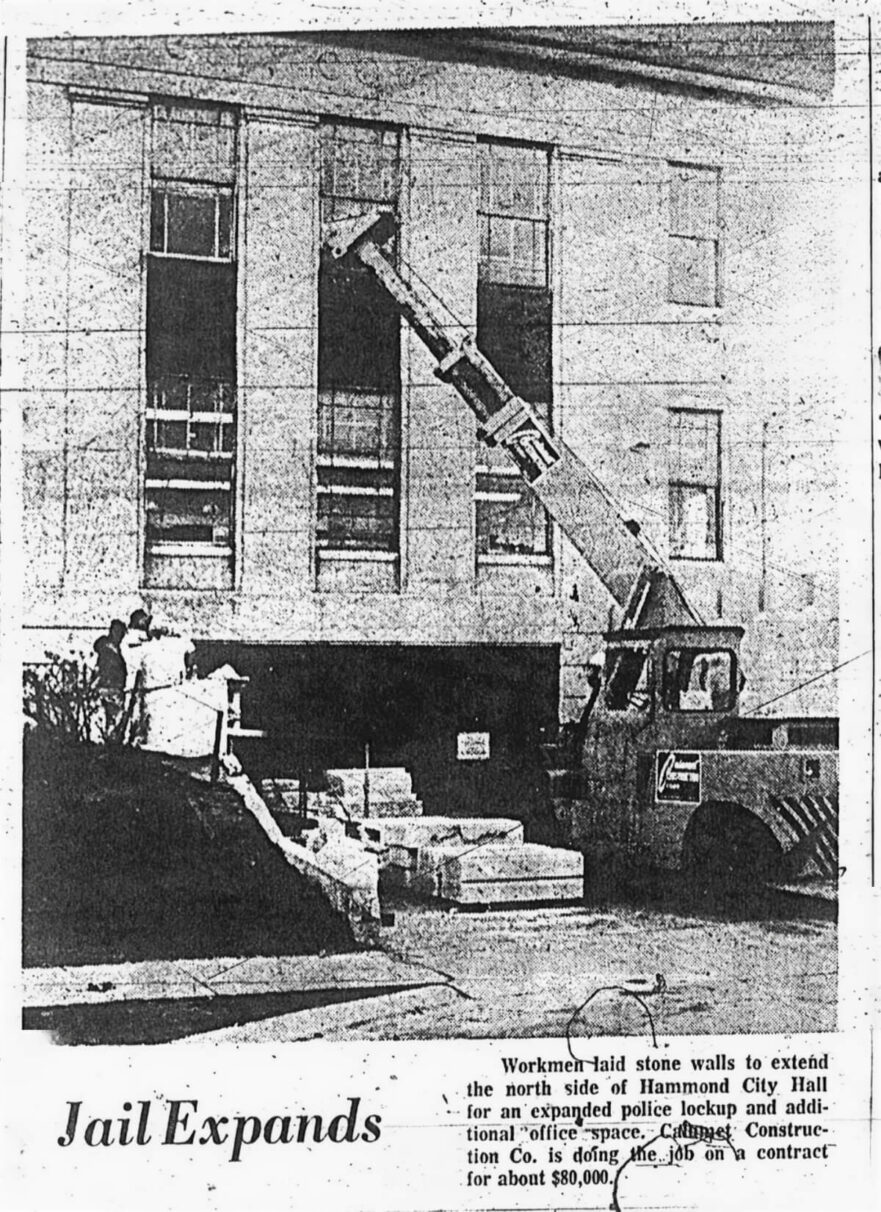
[681,801,782,894]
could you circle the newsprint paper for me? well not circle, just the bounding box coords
[0,2,878,1210]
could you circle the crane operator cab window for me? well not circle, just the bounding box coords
[663,648,736,713]
[604,647,651,711]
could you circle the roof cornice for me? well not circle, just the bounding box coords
[461,33,822,104]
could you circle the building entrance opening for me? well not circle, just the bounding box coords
[195,642,561,840]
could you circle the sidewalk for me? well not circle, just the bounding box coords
[22,950,439,1008]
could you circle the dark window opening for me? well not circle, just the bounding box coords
[318,270,400,393]
[604,648,650,711]
[476,283,551,405]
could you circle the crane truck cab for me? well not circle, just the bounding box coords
[601,623,743,736]
[574,623,837,885]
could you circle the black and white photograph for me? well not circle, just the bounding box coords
[1,5,876,1210]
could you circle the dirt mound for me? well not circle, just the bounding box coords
[23,736,358,966]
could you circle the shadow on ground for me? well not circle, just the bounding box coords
[23,985,415,1045]
[585,864,837,924]
[23,735,358,968]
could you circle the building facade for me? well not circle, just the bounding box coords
[20,27,851,810]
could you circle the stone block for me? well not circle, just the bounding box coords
[439,842,584,904]
[376,816,523,850]
[347,798,424,822]
[325,766,414,804]
[366,816,524,892]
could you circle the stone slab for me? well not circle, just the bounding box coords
[325,767,414,804]
[345,798,424,821]
[440,843,584,904]
[370,816,524,850]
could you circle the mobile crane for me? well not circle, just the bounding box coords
[324,209,839,887]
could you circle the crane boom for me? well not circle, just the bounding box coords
[324,210,700,628]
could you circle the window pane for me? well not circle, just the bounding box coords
[150,191,165,253]
[153,118,189,178]
[670,166,719,239]
[479,214,491,263]
[669,485,718,559]
[147,259,237,382]
[320,121,399,205]
[668,235,718,307]
[477,282,551,403]
[480,142,547,219]
[664,649,734,712]
[152,186,233,261]
[166,192,216,257]
[317,465,395,492]
[189,422,224,453]
[672,410,719,482]
[146,377,235,481]
[149,420,187,452]
[476,488,548,556]
[146,486,231,545]
[218,193,233,259]
[318,271,400,393]
[146,453,233,484]
[316,493,396,550]
[480,215,547,287]
[318,389,398,459]
[604,648,649,711]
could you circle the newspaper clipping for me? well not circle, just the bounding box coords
[0,2,877,1210]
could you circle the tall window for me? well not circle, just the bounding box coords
[317,122,401,556]
[669,409,722,560]
[668,163,721,307]
[146,103,237,554]
[476,140,552,559]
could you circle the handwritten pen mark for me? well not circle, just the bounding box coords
[566,974,666,1060]
[611,1121,742,1212]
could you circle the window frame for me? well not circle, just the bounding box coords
[475,138,553,563]
[149,181,236,263]
[662,647,737,714]
[144,102,239,565]
[667,162,721,309]
[316,119,403,560]
[668,407,723,562]
[603,645,652,712]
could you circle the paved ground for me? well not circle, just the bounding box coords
[180,890,835,1043]
[24,886,835,1044]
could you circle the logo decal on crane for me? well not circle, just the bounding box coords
[656,751,702,804]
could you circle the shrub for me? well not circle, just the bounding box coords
[23,651,103,744]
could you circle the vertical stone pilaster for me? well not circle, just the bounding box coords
[64,86,147,598]
[239,108,318,599]
[403,126,477,593]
